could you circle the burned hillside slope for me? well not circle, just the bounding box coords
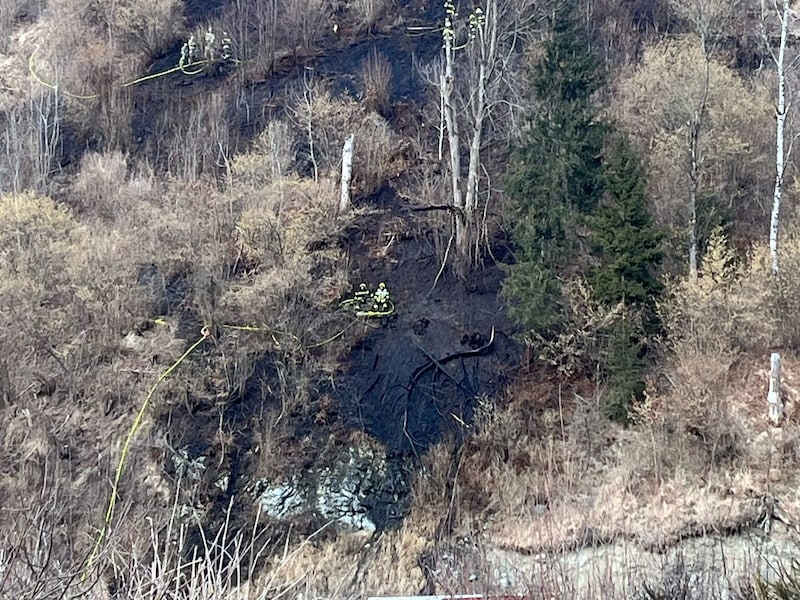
[148,194,519,555]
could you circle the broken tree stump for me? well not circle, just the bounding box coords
[339,133,355,213]
[768,352,784,426]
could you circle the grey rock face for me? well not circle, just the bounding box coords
[172,447,207,481]
[252,444,408,531]
[257,477,308,520]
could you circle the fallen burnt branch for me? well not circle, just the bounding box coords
[409,327,495,392]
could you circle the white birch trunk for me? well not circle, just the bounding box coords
[688,125,699,278]
[770,0,789,276]
[463,0,497,259]
[442,34,464,249]
[438,0,507,266]
[339,133,354,213]
[768,352,784,426]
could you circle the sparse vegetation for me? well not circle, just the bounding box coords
[2,0,800,598]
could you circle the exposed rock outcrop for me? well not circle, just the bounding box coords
[252,444,408,532]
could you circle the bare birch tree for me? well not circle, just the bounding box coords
[440,0,464,251]
[432,0,538,270]
[463,1,498,253]
[760,0,799,275]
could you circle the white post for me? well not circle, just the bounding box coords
[768,352,784,426]
[339,133,354,213]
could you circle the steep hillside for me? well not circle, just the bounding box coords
[1,0,800,599]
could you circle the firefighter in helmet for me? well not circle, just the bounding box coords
[187,35,197,64]
[204,25,216,62]
[179,41,189,69]
[373,282,390,312]
[354,283,370,310]
[221,32,233,62]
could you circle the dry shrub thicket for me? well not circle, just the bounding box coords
[222,173,351,334]
[658,230,770,464]
[614,38,773,235]
[348,0,388,33]
[162,88,235,180]
[72,150,154,220]
[638,226,800,470]
[291,81,397,196]
[0,95,404,596]
[361,48,392,115]
[95,0,184,55]
[0,24,64,193]
[0,0,42,52]
[0,86,60,193]
[428,226,800,564]
[20,0,183,151]
[279,0,328,51]
[220,138,354,390]
[532,279,625,378]
[223,0,277,78]
[0,190,164,594]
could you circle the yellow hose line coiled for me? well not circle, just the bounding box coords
[28,46,99,99]
[82,328,211,580]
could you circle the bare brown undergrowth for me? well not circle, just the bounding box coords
[3,1,800,598]
[422,236,800,562]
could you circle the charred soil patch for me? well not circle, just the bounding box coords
[335,190,518,451]
[150,189,518,564]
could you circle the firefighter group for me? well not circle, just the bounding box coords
[180,26,234,70]
[353,282,392,313]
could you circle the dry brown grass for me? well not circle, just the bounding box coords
[449,383,800,557]
[413,278,800,558]
[361,48,392,115]
[290,80,398,197]
[0,158,243,595]
[0,0,37,53]
[243,523,427,598]
[349,0,388,33]
[222,174,350,325]
[20,0,180,153]
[157,88,236,181]
[72,150,161,221]
[280,0,328,51]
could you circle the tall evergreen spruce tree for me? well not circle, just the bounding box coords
[589,136,663,312]
[502,7,665,420]
[590,136,664,420]
[503,4,606,334]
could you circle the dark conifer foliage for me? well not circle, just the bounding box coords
[504,7,665,421]
[589,135,663,312]
[503,3,607,333]
[591,136,664,420]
